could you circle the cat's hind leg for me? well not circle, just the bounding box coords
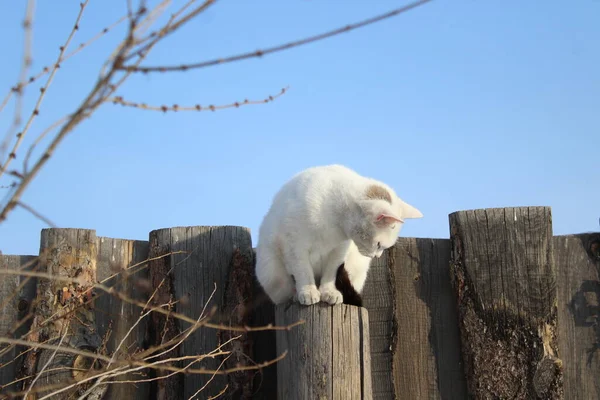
[255,248,295,305]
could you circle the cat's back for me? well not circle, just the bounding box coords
[261,165,364,227]
[277,164,363,202]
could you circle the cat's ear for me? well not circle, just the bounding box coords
[400,201,423,219]
[376,213,404,225]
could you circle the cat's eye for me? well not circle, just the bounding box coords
[377,242,381,249]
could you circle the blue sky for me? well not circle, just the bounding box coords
[0,0,598,255]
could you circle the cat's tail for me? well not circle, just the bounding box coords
[255,247,295,305]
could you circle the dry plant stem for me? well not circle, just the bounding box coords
[22,321,69,400]
[208,385,229,400]
[106,309,153,368]
[129,0,216,59]
[98,250,187,284]
[23,115,70,173]
[0,1,89,181]
[36,338,288,400]
[131,0,172,38]
[0,337,113,364]
[2,259,296,397]
[0,7,155,223]
[0,269,305,332]
[17,201,56,227]
[121,0,434,73]
[95,282,305,332]
[188,353,232,399]
[6,0,36,157]
[0,366,77,393]
[0,51,115,222]
[80,332,239,399]
[1,248,183,354]
[74,307,163,400]
[107,87,288,113]
[144,283,218,362]
[3,310,291,399]
[1,326,287,392]
[0,14,127,117]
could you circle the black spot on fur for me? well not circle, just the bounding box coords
[335,263,363,307]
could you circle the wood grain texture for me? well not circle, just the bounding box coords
[275,303,372,400]
[95,236,150,399]
[148,225,253,400]
[217,245,256,399]
[249,247,279,400]
[391,238,466,399]
[360,250,395,399]
[555,233,600,399]
[24,228,107,399]
[0,255,37,395]
[449,207,563,399]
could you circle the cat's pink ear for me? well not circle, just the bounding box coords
[376,214,404,225]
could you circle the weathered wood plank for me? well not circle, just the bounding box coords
[555,233,600,398]
[249,246,278,400]
[248,283,277,400]
[95,236,150,399]
[217,239,256,398]
[0,255,37,395]
[449,207,563,399]
[360,250,395,400]
[22,228,107,399]
[148,225,253,399]
[391,237,466,399]
[275,303,372,400]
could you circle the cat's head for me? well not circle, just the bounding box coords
[350,184,422,258]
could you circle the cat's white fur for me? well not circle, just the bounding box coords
[255,164,422,305]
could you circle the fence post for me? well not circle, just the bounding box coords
[555,233,600,399]
[21,228,107,399]
[0,255,37,393]
[95,236,150,399]
[275,303,372,399]
[449,207,563,398]
[147,225,255,399]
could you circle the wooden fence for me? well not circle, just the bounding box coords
[0,206,598,399]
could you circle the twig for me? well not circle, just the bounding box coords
[0,1,89,181]
[188,353,231,399]
[127,0,216,61]
[120,0,434,73]
[0,337,113,364]
[23,115,70,174]
[0,268,306,331]
[107,87,288,113]
[0,15,128,117]
[208,384,229,400]
[16,201,56,227]
[0,3,157,223]
[6,0,36,159]
[22,321,70,400]
[35,342,288,400]
[98,250,187,285]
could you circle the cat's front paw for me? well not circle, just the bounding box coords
[297,285,320,305]
[319,286,343,305]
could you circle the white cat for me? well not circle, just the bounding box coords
[255,164,422,306]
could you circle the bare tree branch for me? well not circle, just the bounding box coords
[107,86,288,113]
[7,0,36,150]
[0,1,89,180]
[120,0,434,73]
[0,15,128,117]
